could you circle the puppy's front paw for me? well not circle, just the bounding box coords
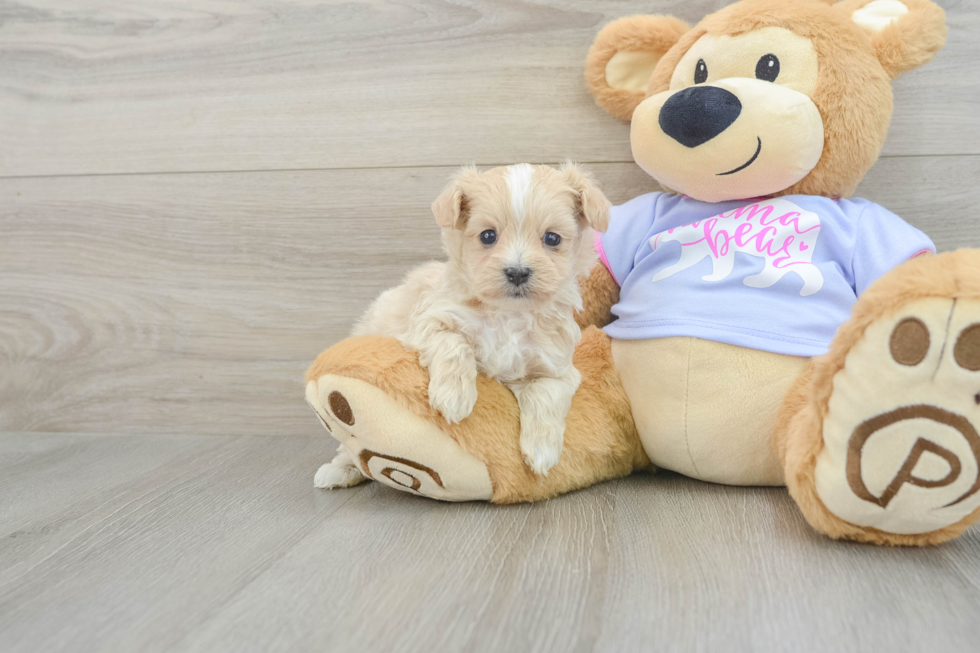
[314,461,368,489]
[520,421,564,476]
[428,377,478,424]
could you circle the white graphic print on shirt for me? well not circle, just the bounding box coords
[649,198,824,296]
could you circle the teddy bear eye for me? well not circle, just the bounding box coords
[694,59,708,84]
[755,54,780,82]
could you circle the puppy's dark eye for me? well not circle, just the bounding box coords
[694,59,708,84]
[543,232,561,248]
[480,229,497,246]
[755,54,779,82]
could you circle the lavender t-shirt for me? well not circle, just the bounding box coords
[596,193,934,357]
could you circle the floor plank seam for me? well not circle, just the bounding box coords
[0,437,242,595]
[164,489,360,651]
[0,432,327,441]
[0,152,975,181]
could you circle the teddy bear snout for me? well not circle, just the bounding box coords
[658,85,742,148]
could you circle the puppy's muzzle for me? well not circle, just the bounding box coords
[504,266,532,287]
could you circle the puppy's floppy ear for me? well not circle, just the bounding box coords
[585,15,690,121]
[837,0,947,78]
[561,162,611,233]
[431,167,477,229]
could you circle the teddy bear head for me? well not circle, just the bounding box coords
[585,0,946,202]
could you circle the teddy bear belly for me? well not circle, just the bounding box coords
[611,336,810,486]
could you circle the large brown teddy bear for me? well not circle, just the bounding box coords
[306,0,980,545]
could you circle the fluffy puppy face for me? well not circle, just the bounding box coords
[432,163,610,309]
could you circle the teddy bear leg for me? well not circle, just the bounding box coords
[305,327,649,503]
[306,370,495,500]
[779,251,980,545]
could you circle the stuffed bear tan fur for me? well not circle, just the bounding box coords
[307,0,980,546]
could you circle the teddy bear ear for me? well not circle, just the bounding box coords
[585,15,690,121]
[837,0,947,78]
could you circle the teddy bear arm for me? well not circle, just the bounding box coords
[575,262,620,330]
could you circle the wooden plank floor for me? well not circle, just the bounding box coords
[2,0,980,650]
[0,433,978,653]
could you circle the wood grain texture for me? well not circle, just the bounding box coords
[0,0,977,178]
[3,2,980,651]
[0,433,977,653]
[2,157,979,436]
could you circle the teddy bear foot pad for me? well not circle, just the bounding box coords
[814,297,980,535]
[306,374,494,501]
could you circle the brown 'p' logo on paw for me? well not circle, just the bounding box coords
[328,391,355,426]
[358,449,444,494]
[846,405,980,509]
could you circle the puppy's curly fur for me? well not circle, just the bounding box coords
[318,163,610,482]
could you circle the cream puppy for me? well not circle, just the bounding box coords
[314,163,610,488]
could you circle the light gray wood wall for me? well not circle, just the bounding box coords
[2,0,978,437]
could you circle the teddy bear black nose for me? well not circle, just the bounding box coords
[658,86,742,148]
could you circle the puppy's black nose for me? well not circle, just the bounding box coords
[659,86,742,148]
[504,267,531,287]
